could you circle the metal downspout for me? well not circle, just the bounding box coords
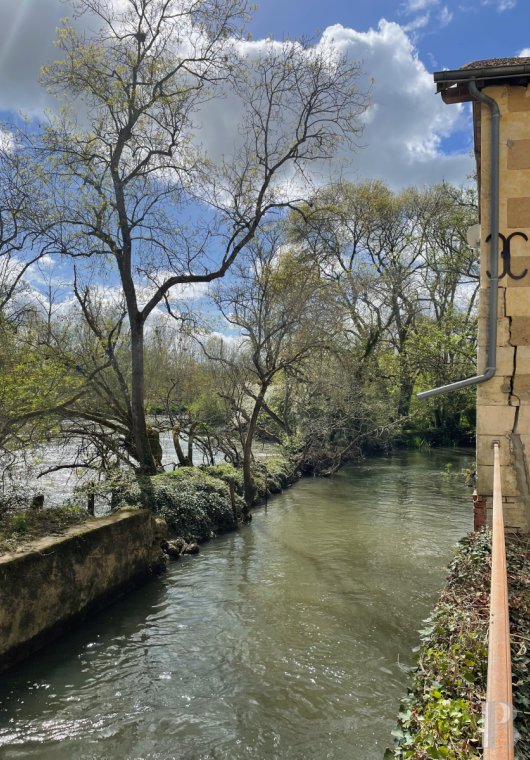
[417,79,500,399]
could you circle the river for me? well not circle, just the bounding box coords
[0,448,474,759]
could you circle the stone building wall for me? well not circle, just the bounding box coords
[476,84,530,530]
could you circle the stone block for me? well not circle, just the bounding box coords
[505,229,530,258]
[499,168,530,200]
[512,374,530,403]
[508,86,530,112]
[476,375,512,405]
[477,344,515,375]
[477,316,511,346]
[476,462,519,496]
[479,251,507,285]
[502,107,530,140]
[507,197,530,229]
[484,507,528,531]
[504,256,530,286]
[515,407,530,434]
[476,405,516,436]
[476,434,512,466]
[507,139,530,170]
[477,284,508,321]
[506,287,530,316]
[515,434,530,461]
[504,504,529,530]
[511,317,530,345]
[513,346,530,374]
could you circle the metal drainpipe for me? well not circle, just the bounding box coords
[417,79,500,399]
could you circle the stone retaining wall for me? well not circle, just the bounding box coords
[0,509,164,673]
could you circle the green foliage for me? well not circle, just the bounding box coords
[505,535,530,758]
[392,692,480,759]
[9,513,28,535]
[389,531,530,759]
[388,532,490,758]
[287,179,479,450]
[202,456,294,499]
[137,456,293,541]
[0,319,83,452]
[408,313,477,444]
[144,468,241,541]
[255,457,295,494]
[200,463,244,493]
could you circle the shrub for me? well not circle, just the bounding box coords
[144,469,240,542]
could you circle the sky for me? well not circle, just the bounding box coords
[1,0,530,192]
[1,0,529,321]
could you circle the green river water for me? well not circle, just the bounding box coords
[0,448,474,760]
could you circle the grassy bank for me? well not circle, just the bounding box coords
[386,530,530,759]
[138,457,297,542]
[0,505,87,554]
[0,456,297,555]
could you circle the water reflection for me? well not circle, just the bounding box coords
[0,449,473,759]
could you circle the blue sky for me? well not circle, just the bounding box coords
[0,0,527,329]
[1,0,528,191]
[249,0,528,72]
[248,0,530,165]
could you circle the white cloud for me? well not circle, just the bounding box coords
[0,0,68,114]
[439,6,454,25]
[0,4,471,195]
[481,0,516,10]
[403,13,431,32]
[139,271,209,305]
[193,20,472,193]
[313,21,472,188]
[403,0,439,11]
[0,129,14,153]
[517,48,530,57]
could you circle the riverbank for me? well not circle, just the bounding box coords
[0,456,297,671]
[0,509,165,673]
[0,448,474,759]
[134,457,299,547]
[0,456,297,555]
[387,530,530,759]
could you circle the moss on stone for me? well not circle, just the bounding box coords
[0,506,87,555]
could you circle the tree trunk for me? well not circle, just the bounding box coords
[397,372,415,418]
[147,427,163,469]
[187,423,196,467]
[172,424,191,466]
[242,387,266,510]
[130,319,158,474]
[228,479,241,524]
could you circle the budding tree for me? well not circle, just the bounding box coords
[33,0,367,473]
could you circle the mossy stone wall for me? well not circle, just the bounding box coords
[0,509,162,673]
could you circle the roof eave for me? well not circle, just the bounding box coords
[434,62,530,86]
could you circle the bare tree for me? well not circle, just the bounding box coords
[22,0,368,474]
[0,145,51,320]
[202,225,330,505]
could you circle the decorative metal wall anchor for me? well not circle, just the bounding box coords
[486,231,528,280]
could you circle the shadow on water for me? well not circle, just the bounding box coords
[0,448,474,760]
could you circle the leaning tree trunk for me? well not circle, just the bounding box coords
[172,424,191,466]
[242,388,266,512]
